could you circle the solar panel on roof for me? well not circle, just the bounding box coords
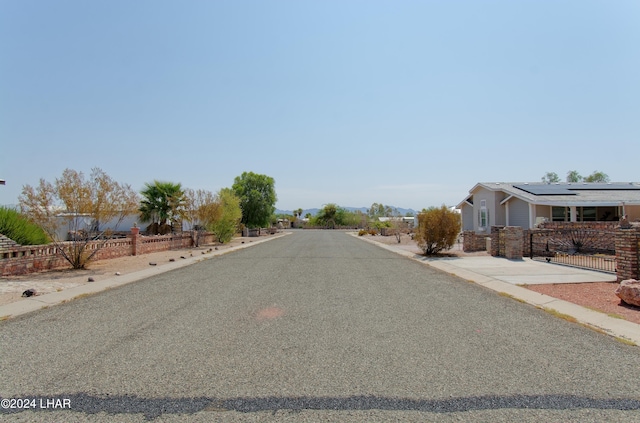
[567,183,640,190]
[513,184,576,195]
[513,183,640,196]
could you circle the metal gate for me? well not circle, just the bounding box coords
[529,228,616,273]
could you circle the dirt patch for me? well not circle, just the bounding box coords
[525,282,640,325]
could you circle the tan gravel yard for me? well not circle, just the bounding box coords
[0,236,252,306]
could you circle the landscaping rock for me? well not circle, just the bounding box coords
[615,279,640,307]
[88,277,95,282]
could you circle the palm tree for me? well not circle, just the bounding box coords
[139,181,185,233]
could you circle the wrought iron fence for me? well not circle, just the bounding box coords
[530,227,617,274]
[533,252,617,274]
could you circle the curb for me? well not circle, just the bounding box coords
[350,232,640,346]
[0,232,291,320]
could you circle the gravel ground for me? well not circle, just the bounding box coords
[1,231,639,422]
[526,282,640,324]
[0,236,254,306]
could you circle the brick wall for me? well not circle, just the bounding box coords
[463,231,490,252]
[0,244,70,276]
[615,224,640,282]
[538,221,619,231]
[503,226,524,259]
[0,229,216,276]
[536,221,616,253]
[0,234,19,250]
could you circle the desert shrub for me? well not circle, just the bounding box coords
[371,220,392,230]
[358,229,368,236]
[209,188,242,244]
[368,228,378,236]
[414,205,461,255]
[0,206,50,245]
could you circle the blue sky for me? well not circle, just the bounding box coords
[1,0,639,211]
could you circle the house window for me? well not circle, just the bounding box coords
[478,200,488,229]
[552,206,567,222]
[578,207,597,222]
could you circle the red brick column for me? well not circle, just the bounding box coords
[130,226,140,256]
[503,226,524,260]
[615,225,640,282]
[490,226,504,256]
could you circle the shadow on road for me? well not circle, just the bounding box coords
[3,393,640,420]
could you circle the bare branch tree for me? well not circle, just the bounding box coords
[19,168,139,269]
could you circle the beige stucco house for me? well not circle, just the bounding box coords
[457,182,640,233]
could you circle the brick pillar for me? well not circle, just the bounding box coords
[130,226,140,256]
[490,226,504,256]
[504,226,524,260]
[463,231,475,252]
[523,229,531,258]
[615,225,640,282]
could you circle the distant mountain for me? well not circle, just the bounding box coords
[275,208,320,217]
[275,206,417,217]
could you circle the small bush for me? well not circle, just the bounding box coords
[358,229,368,236]
[415,205,461,255]
[0,206,50,245]
[371,220,392,230]
[368,228,378,236]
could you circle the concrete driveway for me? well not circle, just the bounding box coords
[422,256,616,285]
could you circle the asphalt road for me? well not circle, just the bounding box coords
[1,230,639,422]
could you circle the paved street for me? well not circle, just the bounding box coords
[1,230,640,422]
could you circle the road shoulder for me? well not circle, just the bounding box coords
[350,232,640,346]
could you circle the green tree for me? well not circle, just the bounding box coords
[19,168,139,269]
[310,203,338,227]
[0,206,50,245]
[232,172,277,229]
[414,205,461,255]
[541,172,560,183]
[368,202,394,218]
[584,170,610,183]
[210,188,242,243]
[566,170,582,183]
[309,204,361,228]
[139,181,185,234]
[183,188,218,246]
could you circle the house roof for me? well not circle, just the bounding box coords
[458,182,640,208]
[378,216,415,222]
